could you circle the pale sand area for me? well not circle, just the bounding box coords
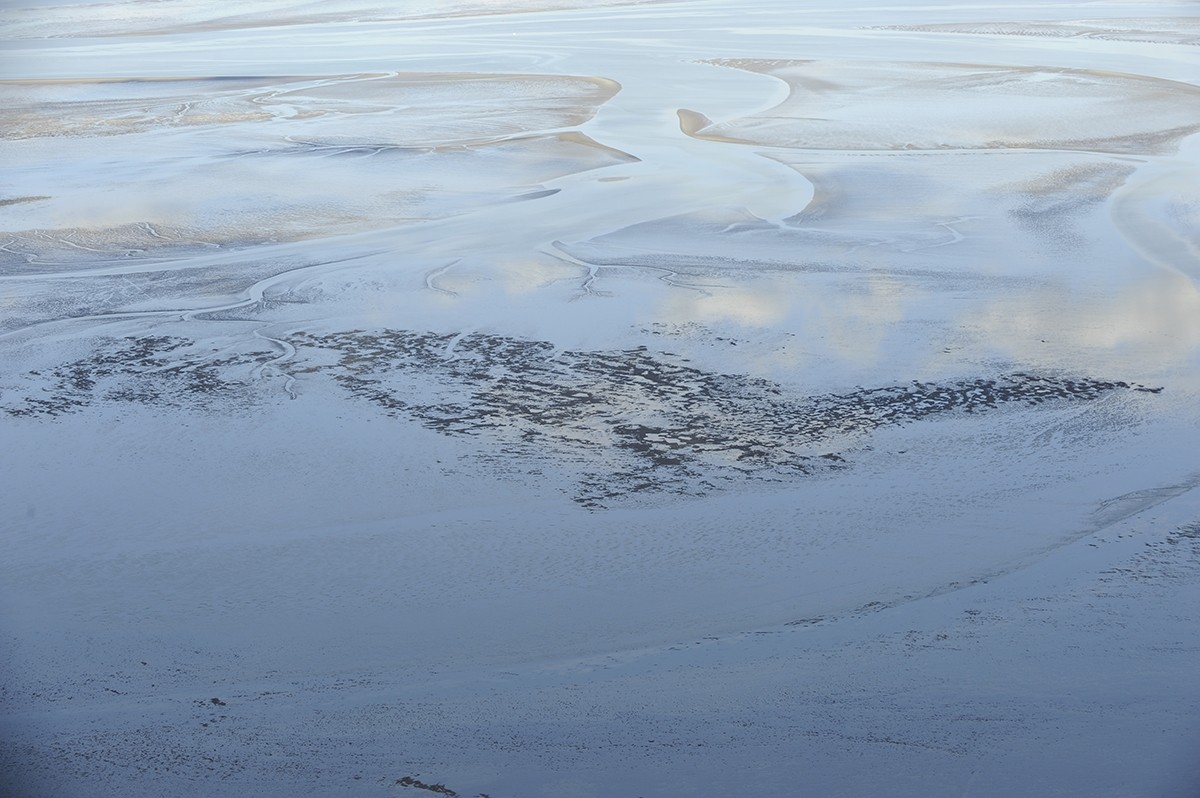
[680,59,1200,154]
[873,17,1200,47]
[0,73,620,141]
[0,73,630,273]
[0,0,673,39]
[2,1,1200,796]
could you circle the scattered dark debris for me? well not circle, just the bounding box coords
[785,617,825,627]
[210,697,226,706]
[1,335,268,417]
[1100,520,1200,585]
[396,775,458,796]
[0,195,50,207]
[1168,522,1200,543]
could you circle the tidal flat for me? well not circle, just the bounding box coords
[2,1,1199,796]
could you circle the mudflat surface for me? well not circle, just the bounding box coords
[2,1,1199,796]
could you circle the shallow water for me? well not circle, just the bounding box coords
[2,2,1199,796]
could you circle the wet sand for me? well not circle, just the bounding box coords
[2,1,1199,796]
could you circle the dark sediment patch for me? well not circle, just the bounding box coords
[1,335,267,417]
[2,329,1157,507]
[284,329,1153,507]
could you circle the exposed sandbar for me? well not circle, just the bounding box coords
[682,59,1200,155]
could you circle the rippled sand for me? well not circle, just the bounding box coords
[2,2,1199,797]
